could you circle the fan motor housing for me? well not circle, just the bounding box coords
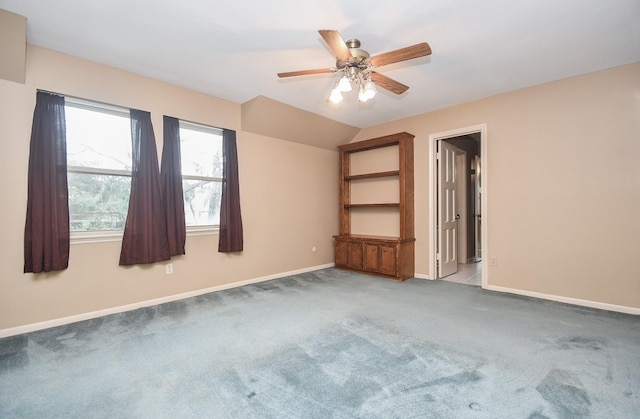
[336,39,370,70]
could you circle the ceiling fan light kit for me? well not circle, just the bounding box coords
[361,79,377,101]
[277,30,431,104]
[330,70,377,103]
[338,75,352,92]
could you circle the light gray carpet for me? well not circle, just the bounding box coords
[1,268,638,418]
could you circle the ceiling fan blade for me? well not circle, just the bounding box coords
[318,30,351,61]
[369,42,432,67]
[277,68,334,78]
[371,72,409,95]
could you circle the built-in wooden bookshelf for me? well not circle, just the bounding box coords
[334,132,415,281]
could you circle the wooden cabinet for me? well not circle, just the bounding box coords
[379,244,398,276]
[364,243,381,272]
[334,235,414,279]
[335,240,348,266]
[334,132,415,281]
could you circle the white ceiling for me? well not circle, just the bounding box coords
[2,0,639,128]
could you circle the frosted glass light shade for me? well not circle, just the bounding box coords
[338,76,352,92]
[329,87,343,103]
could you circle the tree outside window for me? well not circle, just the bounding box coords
[65,99,223,234]
[179,121,223,227]
[66,100,132,231]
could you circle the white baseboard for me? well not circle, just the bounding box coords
[415,272,638,315]
[484,284,640,315]
[4,265,635,338]
[0,263,335,338]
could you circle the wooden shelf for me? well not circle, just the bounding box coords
[345,170,400,181]
[335,132,415,281]
[345,203,399,208]
[334,234,415,243]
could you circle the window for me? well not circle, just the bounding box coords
[179,121,223,228]
[65,99,132,232]
[65,97,222,237]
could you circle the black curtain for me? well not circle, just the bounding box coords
[24,91,70,273]
[119,109,170,265]
[161,116,186,256]
[218,129,243,252]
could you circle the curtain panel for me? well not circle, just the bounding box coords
[119,109,170,265]
[24,91,70,273]
[218,129,244,252]
[161,116,186,256]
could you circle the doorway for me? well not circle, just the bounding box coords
[428,124,488,287]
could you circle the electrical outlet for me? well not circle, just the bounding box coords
[312,246,317,252]
[165,263,173,275]
[490,257,498,266]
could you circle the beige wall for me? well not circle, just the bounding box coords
[1,44,638,333]
[353,62,640,310]
[0,9,26,83]
[0,46,339,330]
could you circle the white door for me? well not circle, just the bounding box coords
[474,155,482,260]
[438,141,459,277]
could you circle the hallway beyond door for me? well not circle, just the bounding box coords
[440,261,482,286]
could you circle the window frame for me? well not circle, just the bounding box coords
[64,98,226,244]
[65,97,133,244]
[178,119,224,235]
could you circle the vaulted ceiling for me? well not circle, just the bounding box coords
[1,0,639,129]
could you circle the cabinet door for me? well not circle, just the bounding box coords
[335,241,348,267]
[364,243,380,272]
[380,244,398,276]
[347,242,364,269]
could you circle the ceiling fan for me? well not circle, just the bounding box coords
[277,30,432,102]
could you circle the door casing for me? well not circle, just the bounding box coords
[428,124,488,286]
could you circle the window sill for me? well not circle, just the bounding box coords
[70,226,219,245]
[70,230,124,245]
[186,225,220,236]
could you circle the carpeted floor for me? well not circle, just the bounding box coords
[1,268,639,418]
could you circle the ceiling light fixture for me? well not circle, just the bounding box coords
[338,75,352,92]
[326,38,377,104]
[329,85,343,103]
[359,77,377,102]
[328,67,377,103]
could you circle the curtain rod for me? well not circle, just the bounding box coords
[37,89,96,104]
[37,88,133,111]
[36,88,231,132]
[36,88,63,97]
